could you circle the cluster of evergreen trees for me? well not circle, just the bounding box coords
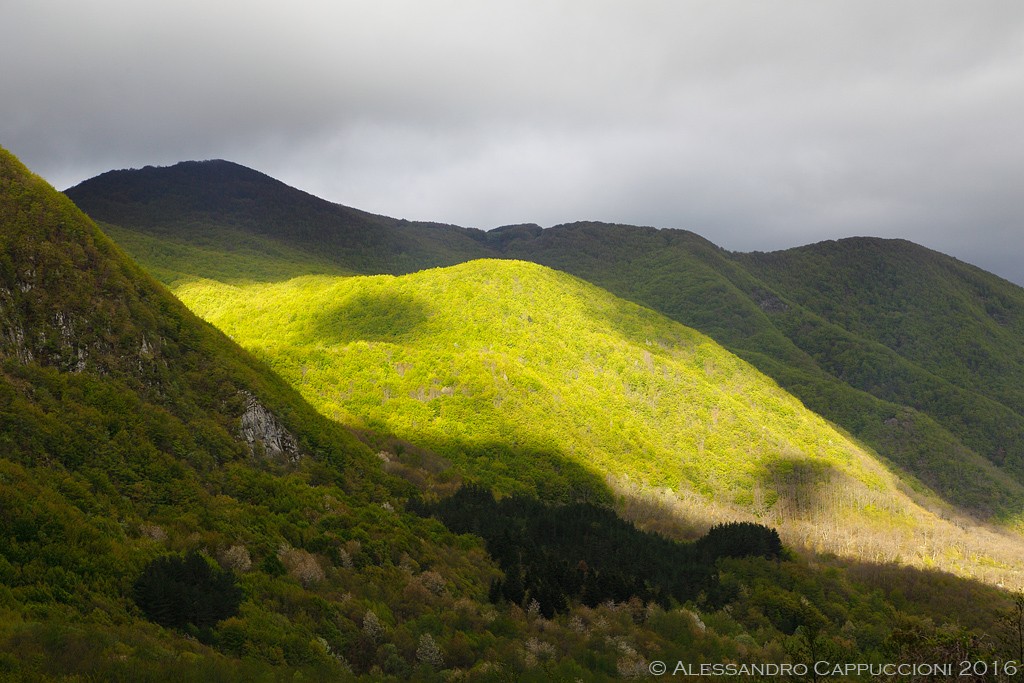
[133,551,243,633]
[415,485,782,618]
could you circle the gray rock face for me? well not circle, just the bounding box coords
[238,391,302,462]
[1,287,34,363]
[752,289,790,313]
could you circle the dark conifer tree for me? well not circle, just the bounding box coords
[134,551,243,630]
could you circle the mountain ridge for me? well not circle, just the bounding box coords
[67,159,496,275]
[66,159,1024,523]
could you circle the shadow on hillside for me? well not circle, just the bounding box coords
[337,393,1024,646]
[315,289,433,345]
[610,485,1022,638]
[374,427,1022,640]
[101,222,353,287]
[344,397,614,506]
[755,455,833,520]
[615,455,863,540]
[360,428,615,506]
[837,557,1017,633]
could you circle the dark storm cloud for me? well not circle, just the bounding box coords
[3,1,1023,283]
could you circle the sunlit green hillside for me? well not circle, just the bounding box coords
[67,162,1024,523]
[179,261,874,499]
[167,260,1023,584]
[503,223,1024,519]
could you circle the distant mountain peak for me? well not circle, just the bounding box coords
[65,159,497,274]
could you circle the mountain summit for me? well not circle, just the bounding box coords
[66,159,494,274]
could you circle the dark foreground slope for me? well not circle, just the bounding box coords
[0,148,521,680]
[67,162,1024,522]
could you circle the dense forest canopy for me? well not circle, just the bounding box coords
[0,147,1021,679]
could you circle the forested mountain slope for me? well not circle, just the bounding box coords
[0,147,512,680]
[64,161,1024,583]
[739,237,1024,457]
[67,161,1024,524]
[2,149,1018,679]
[503,223,1024,520]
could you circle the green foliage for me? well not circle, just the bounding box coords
[739,239,1024,470]
[74,160,1024,586]
[0,147,503,679]
[503,225,1024,520]
[100,221,352,287]
[696,522,783,561]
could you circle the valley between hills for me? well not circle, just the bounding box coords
[2,148,1024,680]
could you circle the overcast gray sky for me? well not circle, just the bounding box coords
[3,1,1023,284]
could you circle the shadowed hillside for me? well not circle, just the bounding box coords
[740,237,1024,461]
[66,160,494,276]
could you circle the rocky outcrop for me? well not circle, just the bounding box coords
[238,391,302,462]
[752,289,789,313]
[0,287,32,364]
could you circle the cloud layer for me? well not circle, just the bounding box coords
[3,1,1023,283]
